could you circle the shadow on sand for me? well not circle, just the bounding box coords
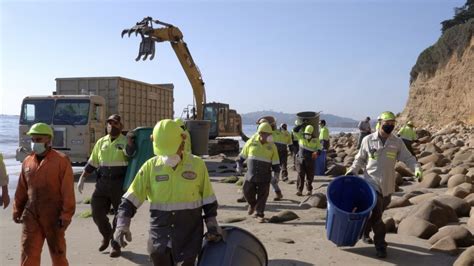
[342,241,457,265]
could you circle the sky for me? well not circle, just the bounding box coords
[0,0,465,121]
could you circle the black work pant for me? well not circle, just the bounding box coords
[296,158,315,192]
[278,148,289,179]
[364,193,391,248]
[150,247,196,266]
[402,139,415,156]
[243,181,270,217]
[357,132,370,149]
[321,140,330,150]
[91,177,125,246]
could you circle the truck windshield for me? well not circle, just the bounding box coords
[53,99,90,125]
[20,99,55,125]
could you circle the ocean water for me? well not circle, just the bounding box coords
[0,115,356,189]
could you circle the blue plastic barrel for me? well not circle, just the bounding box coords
[325,175,377,247]
[314,150,326,175]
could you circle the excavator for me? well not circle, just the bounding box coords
[122,17,244,154]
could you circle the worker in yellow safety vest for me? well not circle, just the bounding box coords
[319,119,330,150]
[274,123,292,183]
[236,122,280,222]
[77,114,136,257]
[397,121,418,155]
[113,119,222,266]
[293,125,321,196]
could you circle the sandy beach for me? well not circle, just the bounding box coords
[0,154,460,266]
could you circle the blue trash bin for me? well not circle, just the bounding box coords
[314,150,326,175]
[325,175,377,247]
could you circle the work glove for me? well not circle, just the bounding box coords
[415,169,423,182]
[272,172,280,183]
[114,227,132,248]
[13,213,22,224]
[235,163,243,176]
[77,174,86,194]
[345,168,355,176]
[126,131,136,145]
[205,216,223,242]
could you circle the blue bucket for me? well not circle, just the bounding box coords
[326,175,377,246]
[314,150,326,175]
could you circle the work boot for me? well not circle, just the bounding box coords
[306,190,312,196]
[247,205,256,215]
[98,235,111,252]
[254,214,266,223]
[362,236,374,244]
[296,191,303,196]
[109,240,122,258]
[236,196,247,203]
[375,247,387,258]
[273,191,283,201]
[110,247,121,258]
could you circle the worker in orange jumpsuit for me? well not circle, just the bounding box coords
[13,123,76,266]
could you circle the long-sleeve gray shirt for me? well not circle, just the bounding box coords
[348,132,420,196]
[358,120,371,133]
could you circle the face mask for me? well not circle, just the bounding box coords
[31,142,47,154]
[107,125,121,136]
[266,135,273,143]
[382,124,395,134]
[304,134,312,140]
[162,154,182,167]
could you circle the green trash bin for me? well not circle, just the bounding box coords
[123,127,154,191]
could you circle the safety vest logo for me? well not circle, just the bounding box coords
[155,175,169,182]
[182,171,197,180]
[115,144,125,150]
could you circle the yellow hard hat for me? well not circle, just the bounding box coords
[174,118,185,128]
[257,122,273,134]
[304,125,314,135]
[152,119,184,156]
[295,119,302,126]
[27,123,53,137]
[380,111,396,121]
[407,121,414,127]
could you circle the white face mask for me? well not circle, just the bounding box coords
[162,154,182,167]
[31,142,47,154]
[266,135,273,143]
[304,134,312,140]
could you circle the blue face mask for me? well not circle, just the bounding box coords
[31,142,47,154]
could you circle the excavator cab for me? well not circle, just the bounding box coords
[203,102,242,139]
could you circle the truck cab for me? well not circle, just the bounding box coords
[17,95,106,165]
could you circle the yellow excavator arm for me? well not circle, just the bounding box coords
[122,17,206,120]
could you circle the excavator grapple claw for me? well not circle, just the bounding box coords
[122,17,158,61]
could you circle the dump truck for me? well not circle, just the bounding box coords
[16,76,174,164]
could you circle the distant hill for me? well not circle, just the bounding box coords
[241,111,358,128]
